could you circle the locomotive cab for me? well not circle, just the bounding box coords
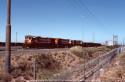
[25,36,34,44]
[23,35,34,48]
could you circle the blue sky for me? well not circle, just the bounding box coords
[0,0,125,44]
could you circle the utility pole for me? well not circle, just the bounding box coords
[5,0,11,73]
[92,32,95,43]
[15,32,17,46]
[113,35,118,46]
[122,38,124,46]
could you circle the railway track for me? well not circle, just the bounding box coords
[0,48,68,55]
[0,46,22,51]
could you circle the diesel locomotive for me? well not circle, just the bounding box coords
[23,35,102,48]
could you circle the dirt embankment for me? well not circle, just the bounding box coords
[0,46,112,82]
[99,51,125,82]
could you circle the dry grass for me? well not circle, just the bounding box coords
[69,46,112,60]
[100,51,125,82]
[0,51,81,81]
[0,46,112,81]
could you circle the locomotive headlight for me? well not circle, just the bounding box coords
[55,39,58,44]
[26,39,32,44]
[28,40,31,43]
[69,40,72,44]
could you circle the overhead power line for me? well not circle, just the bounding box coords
[68,0,106,27]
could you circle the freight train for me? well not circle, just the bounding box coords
[0,42,23,47]
[23,35,102,48]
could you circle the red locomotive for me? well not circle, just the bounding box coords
[23,35,101,48]
[23,35,56,48]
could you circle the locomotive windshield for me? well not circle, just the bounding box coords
[25,36,34,40]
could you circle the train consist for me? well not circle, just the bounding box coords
[23,35,101,48]
[0,42,23,47]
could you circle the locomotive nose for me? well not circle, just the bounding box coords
[25,39,32,44]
